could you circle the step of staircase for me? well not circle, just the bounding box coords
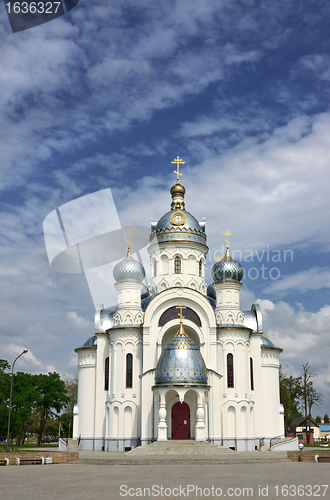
[66,438,79,451]
[127,440,235,456]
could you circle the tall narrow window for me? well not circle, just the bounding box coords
[250,357,254,391]
[126,353,133,388]
[104,357,109,391]
[153,259,157,277]
[174,256,181,274]
[227,353,234,388]
[199,259,202,277]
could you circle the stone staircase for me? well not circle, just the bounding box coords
[66,439,79,451]
[127,440,234,456]
[75,440,291,465]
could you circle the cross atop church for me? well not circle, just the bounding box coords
[172,156,185,182]
[176,302,186,323]
[223,229,232,249]
[215,254,221,261]
[125,229,134,256]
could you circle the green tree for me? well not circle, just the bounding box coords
[315,416,322,425]
[280,371,302,427]
[0,359,11,373]
[0,368,10,439]
[34,372,69,446]
[324,414,330,424]
[301,363,323,444]
[61,376,78,438]
[10,372,37,446]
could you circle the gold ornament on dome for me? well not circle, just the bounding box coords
[171,209,186,226]
[124,229,134,256]
[171,156,185,182]
[223,229,232,248]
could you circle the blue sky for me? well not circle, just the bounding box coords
[1,0,330,416]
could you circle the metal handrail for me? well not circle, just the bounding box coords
[269,434,284,451]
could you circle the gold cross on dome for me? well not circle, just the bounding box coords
[125,229,134,255]
[215,254,221,261]
[223,229,232,249]
[176,302,186,323]
[171,156,185,181]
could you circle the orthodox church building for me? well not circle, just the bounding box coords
[73,159,284,452]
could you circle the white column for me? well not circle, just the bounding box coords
[157,391,167,441]
[195,391,206,441]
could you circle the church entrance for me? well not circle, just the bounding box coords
[171,402,190,439]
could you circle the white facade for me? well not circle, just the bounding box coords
[74,178,284,452]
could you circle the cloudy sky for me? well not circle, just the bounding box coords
[1,0,330,416]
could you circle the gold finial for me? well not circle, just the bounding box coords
[215,255,221,262]
[172,156,185,182]
[125,229,134,257]
[223,229,232,249]
[176,302,186,324]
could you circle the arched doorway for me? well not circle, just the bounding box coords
[171,402,190,439]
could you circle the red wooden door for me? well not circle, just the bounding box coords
[171,402,190,439]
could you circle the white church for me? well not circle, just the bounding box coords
[73,158,284,452]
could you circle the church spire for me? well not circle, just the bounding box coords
[125,229,134,257]
[170,156,186,210]
[223,229,232,258]
[172,156,185,183]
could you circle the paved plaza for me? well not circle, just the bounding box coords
[1,457,329,500]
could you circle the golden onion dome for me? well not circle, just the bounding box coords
[170,182,186,197]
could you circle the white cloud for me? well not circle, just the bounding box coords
[66,311,92,330]
[263,267,330,295]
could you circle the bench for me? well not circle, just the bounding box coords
[15,457,43,465]
[317,456,330,463]
[0,459,9,466]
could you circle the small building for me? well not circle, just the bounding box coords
[287,417,320,444]
[319,425,330,440]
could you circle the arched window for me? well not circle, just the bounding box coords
[174,256,181,274]
[104,357,109,391]
[227,353,234,388]
[250,357,254,391]
[158,306,202,327]
[199,259,202,277]
[126,353,133,388]
[153,259,157,277]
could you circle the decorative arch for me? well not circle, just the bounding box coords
[187,255,196,275]
[159,279,169,291]
[187,278,198,290]
[161,255,169,275]
[158,306,202,327]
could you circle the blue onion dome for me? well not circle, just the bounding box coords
[141,284,150,300]
[211,248,244,283]
[83,335,97,347]
[207,284,216,300]
[150,181,207,245]
[260,335,282,351]
[155,324,208,386]
[113,251,145,283]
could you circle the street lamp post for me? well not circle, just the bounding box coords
[6,349,28,453]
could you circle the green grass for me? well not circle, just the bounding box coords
[0,442,58,453]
